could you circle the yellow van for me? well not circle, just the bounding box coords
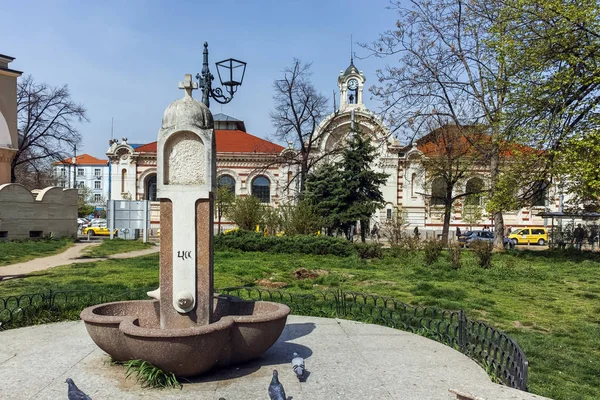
[508,227,548,246]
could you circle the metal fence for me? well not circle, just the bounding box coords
[0,287,528,391]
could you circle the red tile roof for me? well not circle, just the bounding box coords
[134,142,157,153]
[135,130,284,154]
[54,154,108,165]
[216,130,284,153]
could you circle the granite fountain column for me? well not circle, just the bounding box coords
[154,74,216,328]
[80,74,289,377]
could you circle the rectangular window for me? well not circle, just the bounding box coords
[94,168,101,177]
[386,209,392,220]
[94,194,102,202]
[94,181,101,189]
[79,181,85,188]
[29,231,43,238]
[532,229,545,235]
[0,231,7,238]
[60,168,66,176]
[77,168,84,176]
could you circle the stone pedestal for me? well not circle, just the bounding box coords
[159,198,214,328]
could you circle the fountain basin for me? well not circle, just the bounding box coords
[80,296,290,377]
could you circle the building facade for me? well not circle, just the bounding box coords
[101,60,562,234]
[0,53,22,184]
[53,154,110,206]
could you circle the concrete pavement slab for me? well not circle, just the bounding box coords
[0,315,551,400]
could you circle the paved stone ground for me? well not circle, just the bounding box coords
[0,316,550,400]
[0,243,159,279]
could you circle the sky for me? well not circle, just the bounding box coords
[1,0,400,159]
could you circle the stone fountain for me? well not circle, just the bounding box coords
[80,75,290,377]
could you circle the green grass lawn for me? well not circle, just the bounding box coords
[0,238,73,267]
[81,238,156,258]
[0,249,599,399]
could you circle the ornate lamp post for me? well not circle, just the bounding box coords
[196,42,247,108]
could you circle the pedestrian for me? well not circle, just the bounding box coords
[456,226,461,237]
[574,223,586,251]
[506,226,512,236]
[371,223,379,240]
[414,226,420,240]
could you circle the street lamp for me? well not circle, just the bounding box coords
[196,42,247,108]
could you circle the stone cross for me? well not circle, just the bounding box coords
[178,74,198,98]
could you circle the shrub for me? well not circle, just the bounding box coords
[225,196,264,231]
[386,245,409,259]
[262,205,282,236]
[398,234,421,251]
[214,230,355,257]
[448,241,462,269]
[379,210,409,245]
[279,200,323,236]
[423,239,444,264]
[470,240,493,268]
[354,242,383,259]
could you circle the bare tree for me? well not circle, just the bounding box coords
[270,60,329,196]
[416,121,487,245]
[12,157,56,189]
[363,0,522,249]
[13,75,88,183]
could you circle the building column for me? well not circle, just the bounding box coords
[0,148,16,184]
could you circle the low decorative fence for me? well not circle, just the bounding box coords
[0,287,528,391]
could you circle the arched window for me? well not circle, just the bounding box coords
[252,176,270,203]
[146,175,157,201]
[431,177,446,206]
[218,175,236,194]
[121,169,127,193]
[465,177,484,206]
[411,173,417,198]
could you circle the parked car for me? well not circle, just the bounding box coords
[458,231,474,247]
[508,227,548,246]
[89,219,107,227]
[465,230,511,248]
[83,224,117,237]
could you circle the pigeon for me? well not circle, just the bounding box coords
[268,369,286,400]
[65,378,92,400]
[291,352,305,381]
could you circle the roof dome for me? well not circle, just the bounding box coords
[162,96,213,130]
[343,59,360,77]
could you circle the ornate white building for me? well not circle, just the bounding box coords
[104,60,554,233]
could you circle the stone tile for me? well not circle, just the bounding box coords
[0,318,552,400]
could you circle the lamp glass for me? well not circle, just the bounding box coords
[215,58,247,88]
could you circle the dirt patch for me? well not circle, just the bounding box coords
[292,268,329,280]
[256,279,288,289]
[513,320,525,329]
[357,280,397,287]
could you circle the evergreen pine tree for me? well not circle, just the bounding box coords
[337,129,388,242]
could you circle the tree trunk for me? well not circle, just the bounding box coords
[10,156,18,183]
[489,143,505,250]
[299,152,308,197]
[442,201,452,246]
[217,209,222,234]
[360,219,367,243]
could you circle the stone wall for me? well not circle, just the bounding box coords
[0,184,78,239]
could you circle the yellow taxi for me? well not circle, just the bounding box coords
[83,224,117,236]
[508,227,548,246]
